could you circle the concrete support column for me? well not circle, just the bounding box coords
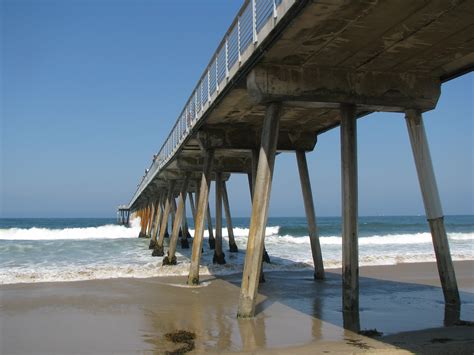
[145,203,152,236]
[146,199,156,238]
[340,103,360,331]
[149,201,157,239]
[149,191,164,249]
[170,197,176,239]
[146,203,153,235]
[406,109,460,307]
[213,172,226,264]
[138,206,146,238]
[222,180,238,252]
[296,150,325,280]
[207,202,215,249]
[188,149,215,285]
[181,203,191,249]
[189,192,197,221]
[250,152,271,264]
[164,174,191,265]
[237,103,281,318]
[137,209,142,233]
[153,181,176,256]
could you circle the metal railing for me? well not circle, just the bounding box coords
[130,0,287,208]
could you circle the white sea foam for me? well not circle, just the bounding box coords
[0,221,281,242]
[265,232,474,246]
[0,219,142,241]
[196,226,280,239]
[0,220,473,285]
[1,250,471,285]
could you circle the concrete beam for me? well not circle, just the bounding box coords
[198,128,318,152]
[247,65,441,111]
[176,155,251,174]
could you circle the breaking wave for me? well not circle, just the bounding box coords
[267,232,474,246]
[0,219,142,241]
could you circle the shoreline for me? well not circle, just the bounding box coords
[1,260,473,353]
[1,257,474,287]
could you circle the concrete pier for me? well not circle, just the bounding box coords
[340,104,360,331]
[213,172,226,264]
[237,103,281,318]
[188,149,214,285]
[222,180,238,252]
[406,109,460,308]
[296,150,324,280]
[122,0,472,324]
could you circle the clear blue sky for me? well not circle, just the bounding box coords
[1,0,473,218]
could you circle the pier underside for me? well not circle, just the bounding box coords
[126,0,473,325]
[132,0,473,202]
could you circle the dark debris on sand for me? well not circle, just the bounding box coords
[345,338,373,350]
[359,328,383,337]
[164,330,196,354]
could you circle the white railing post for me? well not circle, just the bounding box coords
[200,83,204,112]
[238,16,242,62]
[225,37,229,79]
[252,0,257,44]
[194,92,198,120]
[216,56,219,92]
[207,70,211,102]
[273,0,277,18]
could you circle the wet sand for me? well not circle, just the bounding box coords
[1,261,473,354]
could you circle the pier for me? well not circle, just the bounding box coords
[123,0,473,326]
[117,205,130,226]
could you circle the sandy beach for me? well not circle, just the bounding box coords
[1,260,473,354]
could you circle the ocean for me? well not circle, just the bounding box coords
[0,215,473,285]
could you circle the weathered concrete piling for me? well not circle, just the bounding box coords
[153,181,175,256]
[122,0,471,324]
[213,172,226,265]
[222,180,238,252]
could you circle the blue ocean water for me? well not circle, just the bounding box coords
[0,215,473,284]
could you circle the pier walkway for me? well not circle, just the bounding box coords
[122,0,474,326]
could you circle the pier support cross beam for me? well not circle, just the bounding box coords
[405,109,460,307]
[340,103,360,331]
[164,174,191,265]
[153,181,176,256]
[222,180,238,252]
[296,150,325,280]
[188,149,215,285]
[237,102,282,318]
[213,172,226,264]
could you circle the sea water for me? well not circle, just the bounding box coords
[0,216,472,284]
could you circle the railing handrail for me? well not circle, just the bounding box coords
[128,0,287,209]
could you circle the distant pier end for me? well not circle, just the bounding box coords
[116,205,130,227]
